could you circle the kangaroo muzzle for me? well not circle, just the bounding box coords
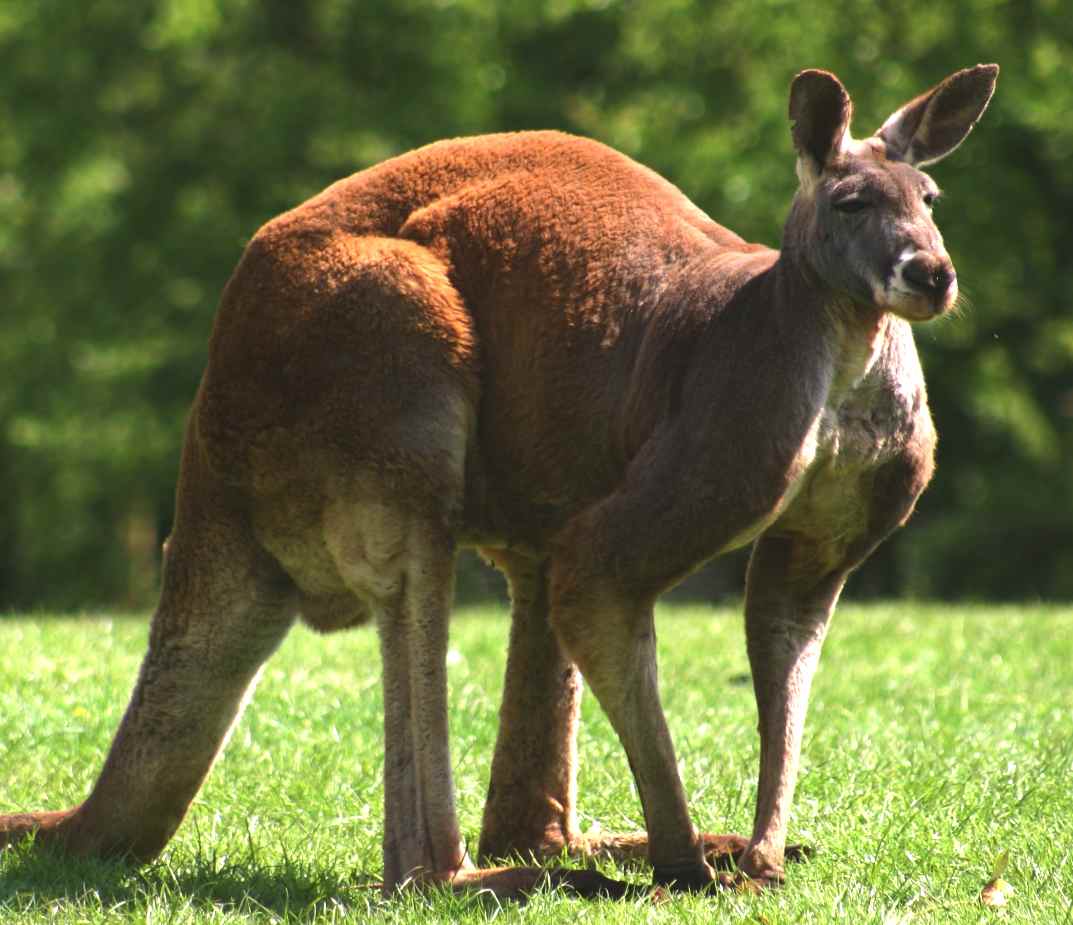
[888,249,958,318]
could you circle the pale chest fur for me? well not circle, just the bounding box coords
[769,315,933,562]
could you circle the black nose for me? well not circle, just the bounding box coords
[903,255,956,294]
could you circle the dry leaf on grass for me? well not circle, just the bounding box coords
[980,878,1015,907]
[979,850,1015,908]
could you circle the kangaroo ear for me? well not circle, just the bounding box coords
[876,64,999,167]
[789,69,853,175]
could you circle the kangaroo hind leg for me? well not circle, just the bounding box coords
[478,549,792,877]
[477,550,585,862]
[295,238,631,899]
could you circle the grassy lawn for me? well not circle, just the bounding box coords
[1,602,1071,923]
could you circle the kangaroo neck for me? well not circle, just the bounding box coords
[771,246,893,398]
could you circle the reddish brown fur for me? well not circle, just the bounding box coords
[1,65,997,897]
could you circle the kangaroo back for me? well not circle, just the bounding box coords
[200,131,777,546]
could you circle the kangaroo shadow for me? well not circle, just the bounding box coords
[0,844,646,919]
[0,843,389,922]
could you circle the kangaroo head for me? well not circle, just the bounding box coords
[785,64,998,322]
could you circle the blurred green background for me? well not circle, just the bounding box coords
[2,0,1070,610]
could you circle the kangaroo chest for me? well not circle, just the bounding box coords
[769,319,933,561]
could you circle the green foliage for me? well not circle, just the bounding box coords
[2,603,1072,922]
[2,1,1071,606]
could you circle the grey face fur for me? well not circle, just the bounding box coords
[785,65,998,322]
[796,144,953,321]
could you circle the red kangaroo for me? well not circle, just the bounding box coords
[1,65,998,896]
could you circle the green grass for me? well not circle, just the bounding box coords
[2,603,1071,923]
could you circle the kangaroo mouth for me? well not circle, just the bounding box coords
[874,263,959,322]
[885,284,957,321]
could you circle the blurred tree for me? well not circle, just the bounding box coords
[1,0,1070,608]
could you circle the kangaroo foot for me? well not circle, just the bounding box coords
[651,859,718,892]
[571,830,812,872]
[737,842,796,889]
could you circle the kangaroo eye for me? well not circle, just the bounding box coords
[833,197,870,214]
[923,192,940,208]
